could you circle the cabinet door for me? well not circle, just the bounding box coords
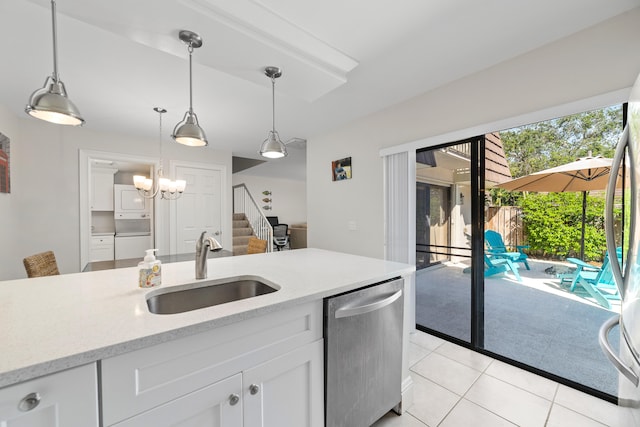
[90,236,114,262]
[92,169,116,211]
[114,185,150,218]
[243,340,324,427]
[0,364,98,427]
[112,373,242,427]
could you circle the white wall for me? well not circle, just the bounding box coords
[308,9,640,259]
[232,173,306,226]
[0,111,232,280]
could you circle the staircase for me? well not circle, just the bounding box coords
[232,213,255,255]
[232,184,274,255]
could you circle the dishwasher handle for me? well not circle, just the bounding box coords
[335,290,402,319]
[599,315,639,387]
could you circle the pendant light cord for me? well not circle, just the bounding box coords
[50,0,59,82]
[188,44,194,114]
[271,76,276,132]
[156,108,166,175]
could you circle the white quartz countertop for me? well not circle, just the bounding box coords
[0,248,414,388]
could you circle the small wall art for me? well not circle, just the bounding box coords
[331,157,352,181]
[0,132,10,193]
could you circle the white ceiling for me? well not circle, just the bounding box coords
[1,0,639,179]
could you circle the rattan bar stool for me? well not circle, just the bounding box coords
[246,237,268,254]
[23,251,60,278]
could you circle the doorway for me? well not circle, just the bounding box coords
[79,150,158,270]
[416,182,451,269]
[169,161,228,254]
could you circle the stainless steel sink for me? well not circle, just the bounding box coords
[146,278,279,314]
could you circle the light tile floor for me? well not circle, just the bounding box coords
[372,330,633,427]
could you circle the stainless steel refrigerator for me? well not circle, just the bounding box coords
[599,71,640,426]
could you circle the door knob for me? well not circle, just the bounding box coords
[229,393,240,406]
[249,384,260,395]
[18,392,41,412]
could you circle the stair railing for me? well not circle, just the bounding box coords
[233,184,273,252]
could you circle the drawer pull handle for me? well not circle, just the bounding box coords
[18,392,41,412]
[229,393,240,406]
[249,384,260,395]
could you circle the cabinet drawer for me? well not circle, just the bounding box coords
[90,236,114,262]
[91,236,114,246]
[101,301,322,426]
[0,364,99,427]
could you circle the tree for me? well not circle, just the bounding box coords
[491,105,624,261]
[500,106,622,179]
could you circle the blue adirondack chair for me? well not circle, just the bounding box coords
[485,230,530,270]
[564,249,621,309]
[484,253,522,282]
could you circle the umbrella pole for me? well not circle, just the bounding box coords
[580,191,587,260]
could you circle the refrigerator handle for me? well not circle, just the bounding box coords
[599,315,639,387]
[335,290,402,319]
[605,124,629,297]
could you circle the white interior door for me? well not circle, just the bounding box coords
[172,164,224,254]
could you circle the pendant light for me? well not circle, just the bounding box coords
[134,107,187,200]
[25,0,84,126]
[259,66,288,159]
[172,30,207,147]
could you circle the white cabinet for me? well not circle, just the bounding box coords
[91,168,117,211]
[0,363,99,427]
[101,301,323,427]
[112,374,243,427]
[111,341,323,427]
[90,234,115,262]
[114,184,151,219]
[114,235,152,260]
[243,340,324,427]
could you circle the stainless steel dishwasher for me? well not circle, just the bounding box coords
[324,277,404,427]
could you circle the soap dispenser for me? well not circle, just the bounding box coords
[139,249,161,288]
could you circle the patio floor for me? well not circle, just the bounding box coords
[416,258,621,397]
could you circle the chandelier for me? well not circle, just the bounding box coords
[133,107,186,200]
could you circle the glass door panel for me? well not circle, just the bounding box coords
[415,143,472,342]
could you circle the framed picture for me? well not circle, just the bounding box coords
[332,157,352,181]
[0,132,10,194]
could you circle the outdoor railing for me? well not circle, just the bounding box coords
[233,184,273,252]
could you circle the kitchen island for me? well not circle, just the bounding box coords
[82,249,234,272]
[0,248,414,426]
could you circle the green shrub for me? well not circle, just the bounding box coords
[519,192,606,261]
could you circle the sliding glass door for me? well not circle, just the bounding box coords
[415,105,624,401]
[415,141,477,343]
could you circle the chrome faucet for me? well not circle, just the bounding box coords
[195,231,223,279]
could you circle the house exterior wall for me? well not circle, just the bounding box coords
[307,8,640,259]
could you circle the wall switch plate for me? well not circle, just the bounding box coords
[348,220,357,231]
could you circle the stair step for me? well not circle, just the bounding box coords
[233,220,250,228]
[233,213,246,221]
[233,235,252,245]
[233,227,253,237]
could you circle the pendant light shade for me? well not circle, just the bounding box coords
[259,66,287,159]
[260,130,287,159]
[173,111,207,147]
[173,30,207,147]
[25,0,84,126]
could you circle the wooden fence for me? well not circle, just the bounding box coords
[485,206,525,248]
